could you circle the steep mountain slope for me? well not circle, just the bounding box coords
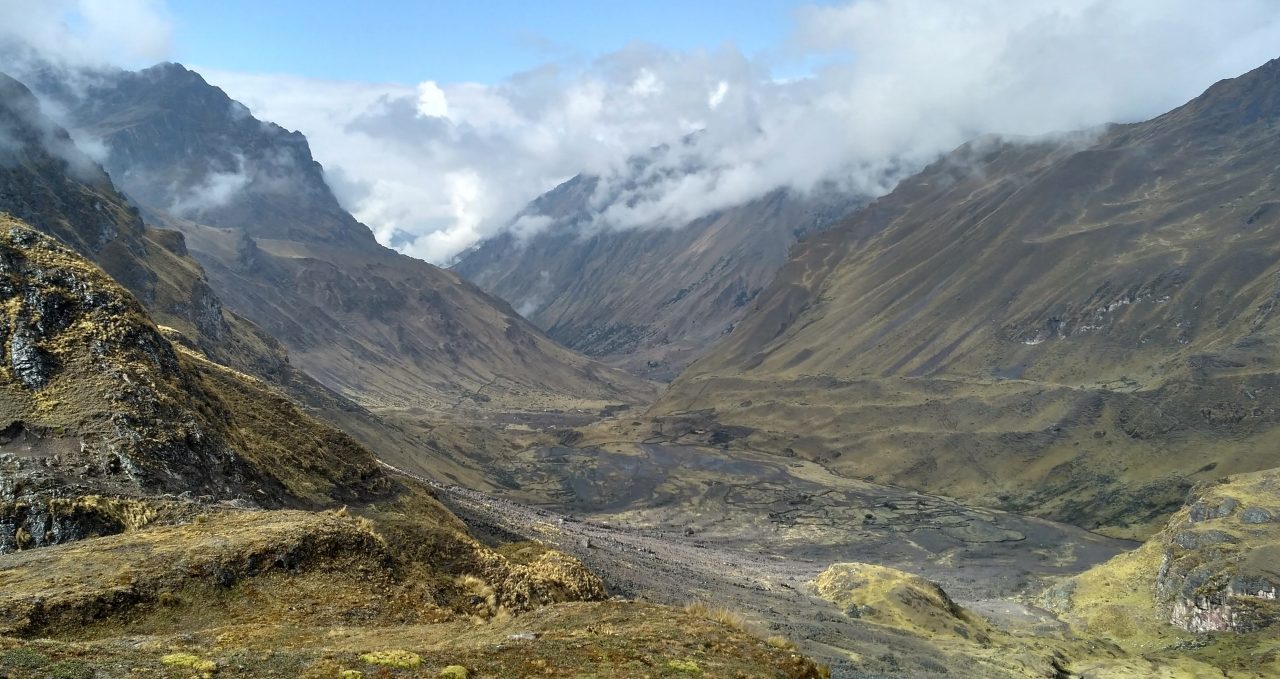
[455,174,859,379]
[657,57,1280,536]
[52,63,651,411]
[0,70,504,489]
[0,216,825,679]
[0,72,289,382]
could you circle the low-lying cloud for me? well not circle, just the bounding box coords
[4,1,1280,265]
[0,0,171,71]
[203,0,1280,263]
[166,153,251,217]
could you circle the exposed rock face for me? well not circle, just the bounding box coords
[0,218,393,537]
[0,495,159,553]
[0,71,294,384]
[1155,471,1280,633]
[657,58,1280,534]
[455,173,860,379]
[49,63,652,411]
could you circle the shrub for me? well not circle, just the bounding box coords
[46,661,94,679]
[161,652,217,672]
[765,635,797,651]
[360,650,422,669]
[683,602,748,632]
[440,665,469,678]
[0,648,49,669]
[666,658,702,674]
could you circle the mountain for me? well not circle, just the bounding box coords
[0,215,822,679]
[454,171,860,380]
[0,70,509,489]
[655,58,1280,537]
[49,63,652,412]
[0,72,290,381]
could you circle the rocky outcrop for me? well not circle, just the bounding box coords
[0,496,161,553]
[0,218,393,520]
[1155,471,1280,633]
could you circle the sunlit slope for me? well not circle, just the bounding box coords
[659,57,1280,536]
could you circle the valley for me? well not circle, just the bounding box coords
[2,10,1280,678]
[405,445,1132,678]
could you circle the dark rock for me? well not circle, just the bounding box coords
[8,326,54,388]
[1241,507,1275,524]
[1173,529,1239,549]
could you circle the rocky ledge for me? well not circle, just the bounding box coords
[1155,471,1280,633]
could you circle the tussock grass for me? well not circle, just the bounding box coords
[683,601,749,632]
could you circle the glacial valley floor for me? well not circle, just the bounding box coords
[388,443,1136,678]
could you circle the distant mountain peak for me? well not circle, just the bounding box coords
[1156,55,1280,131]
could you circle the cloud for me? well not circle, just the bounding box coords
[416,81,450,119]
[0,0,171,70]
[199,0,1280,264]
[8,0,1275,265]
[167,153,251,217]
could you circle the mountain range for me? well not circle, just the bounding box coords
[3,46,1280,679]
[654,57,1280,537]
[40,62,652,414]
[455,171,861,379]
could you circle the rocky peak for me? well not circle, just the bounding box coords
[1139,57,1280,137]
[59,63,376,245]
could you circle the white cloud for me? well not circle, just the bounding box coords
[707,81,729,109]
[201,0,1280,264]
[0,0,171,70]
[167,154,251,217]
[416,80,450,119]
[10,0,1273,265]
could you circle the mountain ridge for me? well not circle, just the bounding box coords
[45,62,655,412]
[651,56,1280,537]
[455,167,861,379]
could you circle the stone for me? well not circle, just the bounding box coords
[9,327,53,388]
[1173,530,1238,550]
[1241,507,1274,524]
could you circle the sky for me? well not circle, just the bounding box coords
[4,1,1280,264]
[166,0,836,84]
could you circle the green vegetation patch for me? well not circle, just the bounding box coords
[360,649,422,669]
[160,652,217,672]
[665,658,702,674]
[0,647,49,669]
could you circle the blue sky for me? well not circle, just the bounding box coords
[168,0,832,84]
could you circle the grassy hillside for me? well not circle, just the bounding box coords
[656,58,1280,536]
